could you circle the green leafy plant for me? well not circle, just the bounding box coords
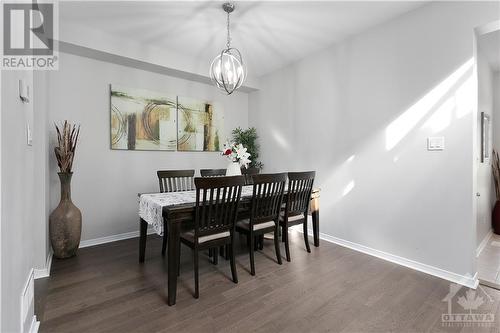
[231,127,263,169]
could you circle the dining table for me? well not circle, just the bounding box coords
[138,185,320,306]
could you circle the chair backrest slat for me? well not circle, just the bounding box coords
[286,171,315,216]
[194,176,245,241]
[157,170,195,193]
[249,173,287,227]
[200,169,227,177]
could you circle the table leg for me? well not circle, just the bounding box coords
[311,195,320,247]
[167,220,180,306]
[139,218,147,262]
[312,210,319,247]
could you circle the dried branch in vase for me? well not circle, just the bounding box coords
[492,150,500,201]
[54,121,80,173]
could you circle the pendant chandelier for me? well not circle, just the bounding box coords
[209,2,246,95]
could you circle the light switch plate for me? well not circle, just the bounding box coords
[427,137,444,151]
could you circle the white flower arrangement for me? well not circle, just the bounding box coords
[222,141,251,168]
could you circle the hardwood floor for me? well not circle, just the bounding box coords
[36,231,500,332]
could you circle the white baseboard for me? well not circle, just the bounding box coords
[476,229,493,257]
[34,252,52,280]
[28,316,39,333]
[295,228,479,289]
[79,228,155,249]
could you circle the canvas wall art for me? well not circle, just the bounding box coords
[177,97,223,152]
[110,85,177,151]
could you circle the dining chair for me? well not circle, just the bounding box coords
[236,173,286,275]
[157,170,195,192]
[241,167,260,185]
[157,170,195,256]
[179,175,244,298]
[200,169,230,260]
[280,171,316,262]
[200,169,227,177]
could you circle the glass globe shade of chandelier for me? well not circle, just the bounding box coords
[209,3,247,95]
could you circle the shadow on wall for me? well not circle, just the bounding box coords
[319,58,474,205]
[283,58,475,256]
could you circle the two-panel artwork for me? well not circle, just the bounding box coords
[110,84,223,151]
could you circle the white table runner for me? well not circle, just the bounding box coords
[139,186,255,235]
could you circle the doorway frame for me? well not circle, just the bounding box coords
[473,20,500,278]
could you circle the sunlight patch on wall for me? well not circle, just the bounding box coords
[455,75,474,119]
[342,180,355,197]
[385,58,473,150]
[422,97,454,133]
[271,128,290,151]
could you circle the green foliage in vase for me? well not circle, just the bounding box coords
[231,127,263,169]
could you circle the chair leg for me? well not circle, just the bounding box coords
[259,235,264,250]
[162,233,167,257]
[225,245,230,260]
[193,250,199,299]
[254,236,259,251]
[249,234,256,276]
[303,221,311,253]
[213,249,219,265]
[177,241,181,276]
[281,225,286,243]
[219,246,225,258]
[284,226,291,262]
[274,225,282,265]
[229,241,238,283]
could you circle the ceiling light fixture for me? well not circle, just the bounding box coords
[209,2,246,95]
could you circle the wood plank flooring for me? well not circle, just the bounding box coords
[36,231,500,332]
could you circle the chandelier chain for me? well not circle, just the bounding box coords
[226,10,231,49]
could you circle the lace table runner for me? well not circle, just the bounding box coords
[139,186,255,235]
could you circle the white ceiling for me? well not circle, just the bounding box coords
[478,29,500,72]
[60,1,426,77]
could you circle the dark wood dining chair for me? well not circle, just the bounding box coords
[179,175,244,298]
[280,171,315,262]
[200,168,230,260]
[200,169,227,177]
[241,167,260,185]
[157,170,195,256]
[236,173,286,275]
[157,170,195,193]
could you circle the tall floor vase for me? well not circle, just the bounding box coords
[493,201,500,235]
[49,172,82,258]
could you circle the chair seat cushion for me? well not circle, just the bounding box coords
[236,219,275,231]
[280,213,305,223]
[181,230,230,244]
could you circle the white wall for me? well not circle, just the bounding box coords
[249,1,499,282]
[1,69,36,332]
[33,71,51,269]
[476,39,495,247]
[493,71,500,151]
[47,52,249,242]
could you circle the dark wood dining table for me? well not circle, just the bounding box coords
[138,187,320,306]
